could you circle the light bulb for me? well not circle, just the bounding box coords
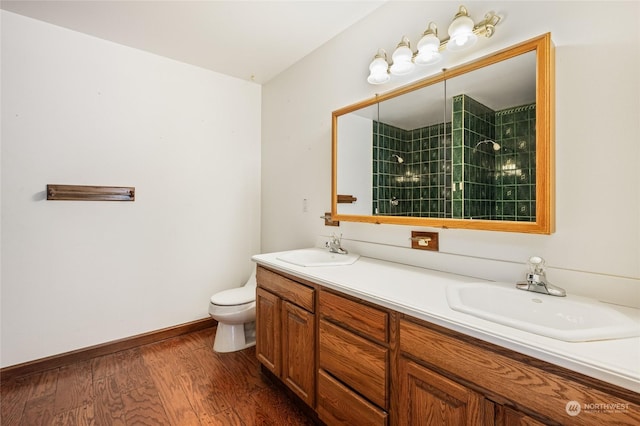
[447,6,477,51]
[390,36,415,76]
[367,51,390,84]
[415,24,441,66]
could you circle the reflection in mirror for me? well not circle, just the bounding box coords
[336,103,377,215]
[374,82,448,217]
[332,34,554,233]
[447,51,537,221]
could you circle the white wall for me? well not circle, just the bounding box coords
[1,11,261,367]
[261,2,640,305]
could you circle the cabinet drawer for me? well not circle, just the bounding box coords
[317,369,387,426]
[319,319,387,409]
[257,267,314,312]
[320,289,388,343]
[400,318,640,426]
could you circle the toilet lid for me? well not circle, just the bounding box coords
[210,286,255,306]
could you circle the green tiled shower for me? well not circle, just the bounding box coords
[372,95,536,221]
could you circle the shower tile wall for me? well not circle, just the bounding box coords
[372,121,406,216]
[452,95,495,219]
[372,121,450,217]
[410,122,451,218]
[495,104,536,221]
[372,97,536,221]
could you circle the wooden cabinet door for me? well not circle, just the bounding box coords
[497,406,546,426]
[256,287,281,376]
[281,301,316,406]
[399,357,488,426]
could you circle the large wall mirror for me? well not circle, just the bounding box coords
[332,33,555,234]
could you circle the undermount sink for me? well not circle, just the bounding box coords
[276,248,360,267]
[446,282,640,342]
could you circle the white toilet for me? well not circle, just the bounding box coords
[208,268,257,353]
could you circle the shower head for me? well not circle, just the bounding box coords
[474,140,501,151]
[392,154,404,163]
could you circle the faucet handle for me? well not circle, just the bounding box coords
[518,256,566,297]
[527,256,546,275]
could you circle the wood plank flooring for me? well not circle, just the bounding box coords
[1,326,316,425]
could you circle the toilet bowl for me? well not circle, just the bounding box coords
[208,268,257,353]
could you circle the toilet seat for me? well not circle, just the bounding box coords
[210,286,255,306]
[209,301,255,316]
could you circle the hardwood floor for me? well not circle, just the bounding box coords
[1,326,316,425]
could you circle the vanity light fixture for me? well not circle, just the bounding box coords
[367,5,501,84]
[414,22,442,65]
[367,48,391,84]
[390,36,415,76]
[447,6,477,51]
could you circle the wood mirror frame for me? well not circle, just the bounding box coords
[331,33,555,234]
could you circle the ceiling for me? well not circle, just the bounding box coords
[1,0,386,84]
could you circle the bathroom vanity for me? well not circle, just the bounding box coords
[253,251,640,425]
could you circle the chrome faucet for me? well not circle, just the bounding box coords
[516,256,566,297]
[326,233,348,255]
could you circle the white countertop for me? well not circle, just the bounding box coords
[252,250,640,393]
